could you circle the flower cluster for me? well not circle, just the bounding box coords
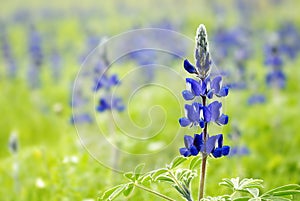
[94,38,124,113]
[179,24,230,158]
[264,44,286,89]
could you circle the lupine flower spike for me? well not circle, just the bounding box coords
[179,24,230,200]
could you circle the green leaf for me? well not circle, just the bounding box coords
[124,172,134,181]
[219,178,235,189]
[100,184,126,201]
[262,184,300,197]
[123,183,134,197]
[155,175,174,183]
[134,163,145,180]
[189,156,202,170]
[246,188,259,197]
[273,190,300,196]
[139,172,152,183]
[232,197,251,201]
[151,168,168,180]
[170,156,187,169]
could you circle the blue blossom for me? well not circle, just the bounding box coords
[179,135,200,157]
[266,70,286,89]
[179,102,204,128]
[278,22,300,59]
[264,44,286,89]
[248,94,266,105]
[96,96,124,112]
[179,133,230,158]
[203,101,228,125]
[181,76,228,101]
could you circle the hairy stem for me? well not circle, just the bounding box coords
[134,183,176,201]
[199,95,208,201]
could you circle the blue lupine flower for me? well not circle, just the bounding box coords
[266,70,286,89]
[203,101,228,125]
[208,76,229,98]
[182,78,207,100]
[248,94,266,105]
[96,96,125,113]
[210,134,230,158]
[264,44,286,89]
[179,24,230,159]
[179,102,204,128]
[93,74,120,91]
[179,135,200,157]
[179,133,230,158]
[229,146,250,157]
[278,22,300,59]
[70,113,93,124]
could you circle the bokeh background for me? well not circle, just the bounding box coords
[1,0,300,200]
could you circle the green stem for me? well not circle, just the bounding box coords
[134,183,176,201]
[168,170,187,194]
[199,95,208,201]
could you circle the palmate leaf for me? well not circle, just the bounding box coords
[220,178,264,192]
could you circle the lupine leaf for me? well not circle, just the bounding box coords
[232,197,251,201]
[134,163,145,180]
[151,168,168,180]
[246,188,259,197]
[124,172,134,181]
[139,173,152,183]
[170,156,187,169]
[219,178,235,188]
[273,190,300,196]
[189,156,202,169]
[123,183,134,197]
[262,184,300,197]
[155,175,174,183]
[100,184,126,200]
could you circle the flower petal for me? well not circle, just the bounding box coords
[179,117,191,127]
[209,101,222,122]
[217,114,229,125]
[186,78,201,96]
[217,86,229,97]
[222,146,230,156]
[193,133,203,151]
[179,148,190,157]
[190,145,199,156]
[182,90,195,100]
[211,76,222,94]
[184,135,194,148]
[212,148,222,158]
[183,59,197,74]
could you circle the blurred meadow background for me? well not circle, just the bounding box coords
[1,0,300,200]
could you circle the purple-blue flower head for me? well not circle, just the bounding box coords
[203,101,228,125]
[179,102,204,128]
[179,134,201,157]
[179,133,230,158]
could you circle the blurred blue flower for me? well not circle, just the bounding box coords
[96,96,124,112]
[248,94,266,105]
